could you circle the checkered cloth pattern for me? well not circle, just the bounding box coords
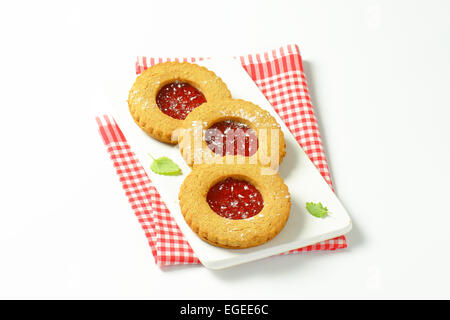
[96,44,347,267]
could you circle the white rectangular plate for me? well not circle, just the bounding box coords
[107,57,352,270]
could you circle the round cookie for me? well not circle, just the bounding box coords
[178,163,291,249]
[178,99,286,170]
[128,62,231,144]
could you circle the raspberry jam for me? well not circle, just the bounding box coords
[205,120,258,157]
[207,177,264,220]
[156,82,206,120]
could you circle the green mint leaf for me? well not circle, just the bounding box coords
[306,202,329,218]
[150,156,182,176]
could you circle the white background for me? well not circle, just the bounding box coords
[0,0,449,299]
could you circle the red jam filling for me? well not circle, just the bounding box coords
[156,82,206,120]
[205,120,258,157]
[207,177,264,220]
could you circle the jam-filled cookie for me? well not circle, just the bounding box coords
[178,99,286,170]
[178,163,291,249]
[128,62,231,144]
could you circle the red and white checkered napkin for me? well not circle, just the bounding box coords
[96,44,347,267]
